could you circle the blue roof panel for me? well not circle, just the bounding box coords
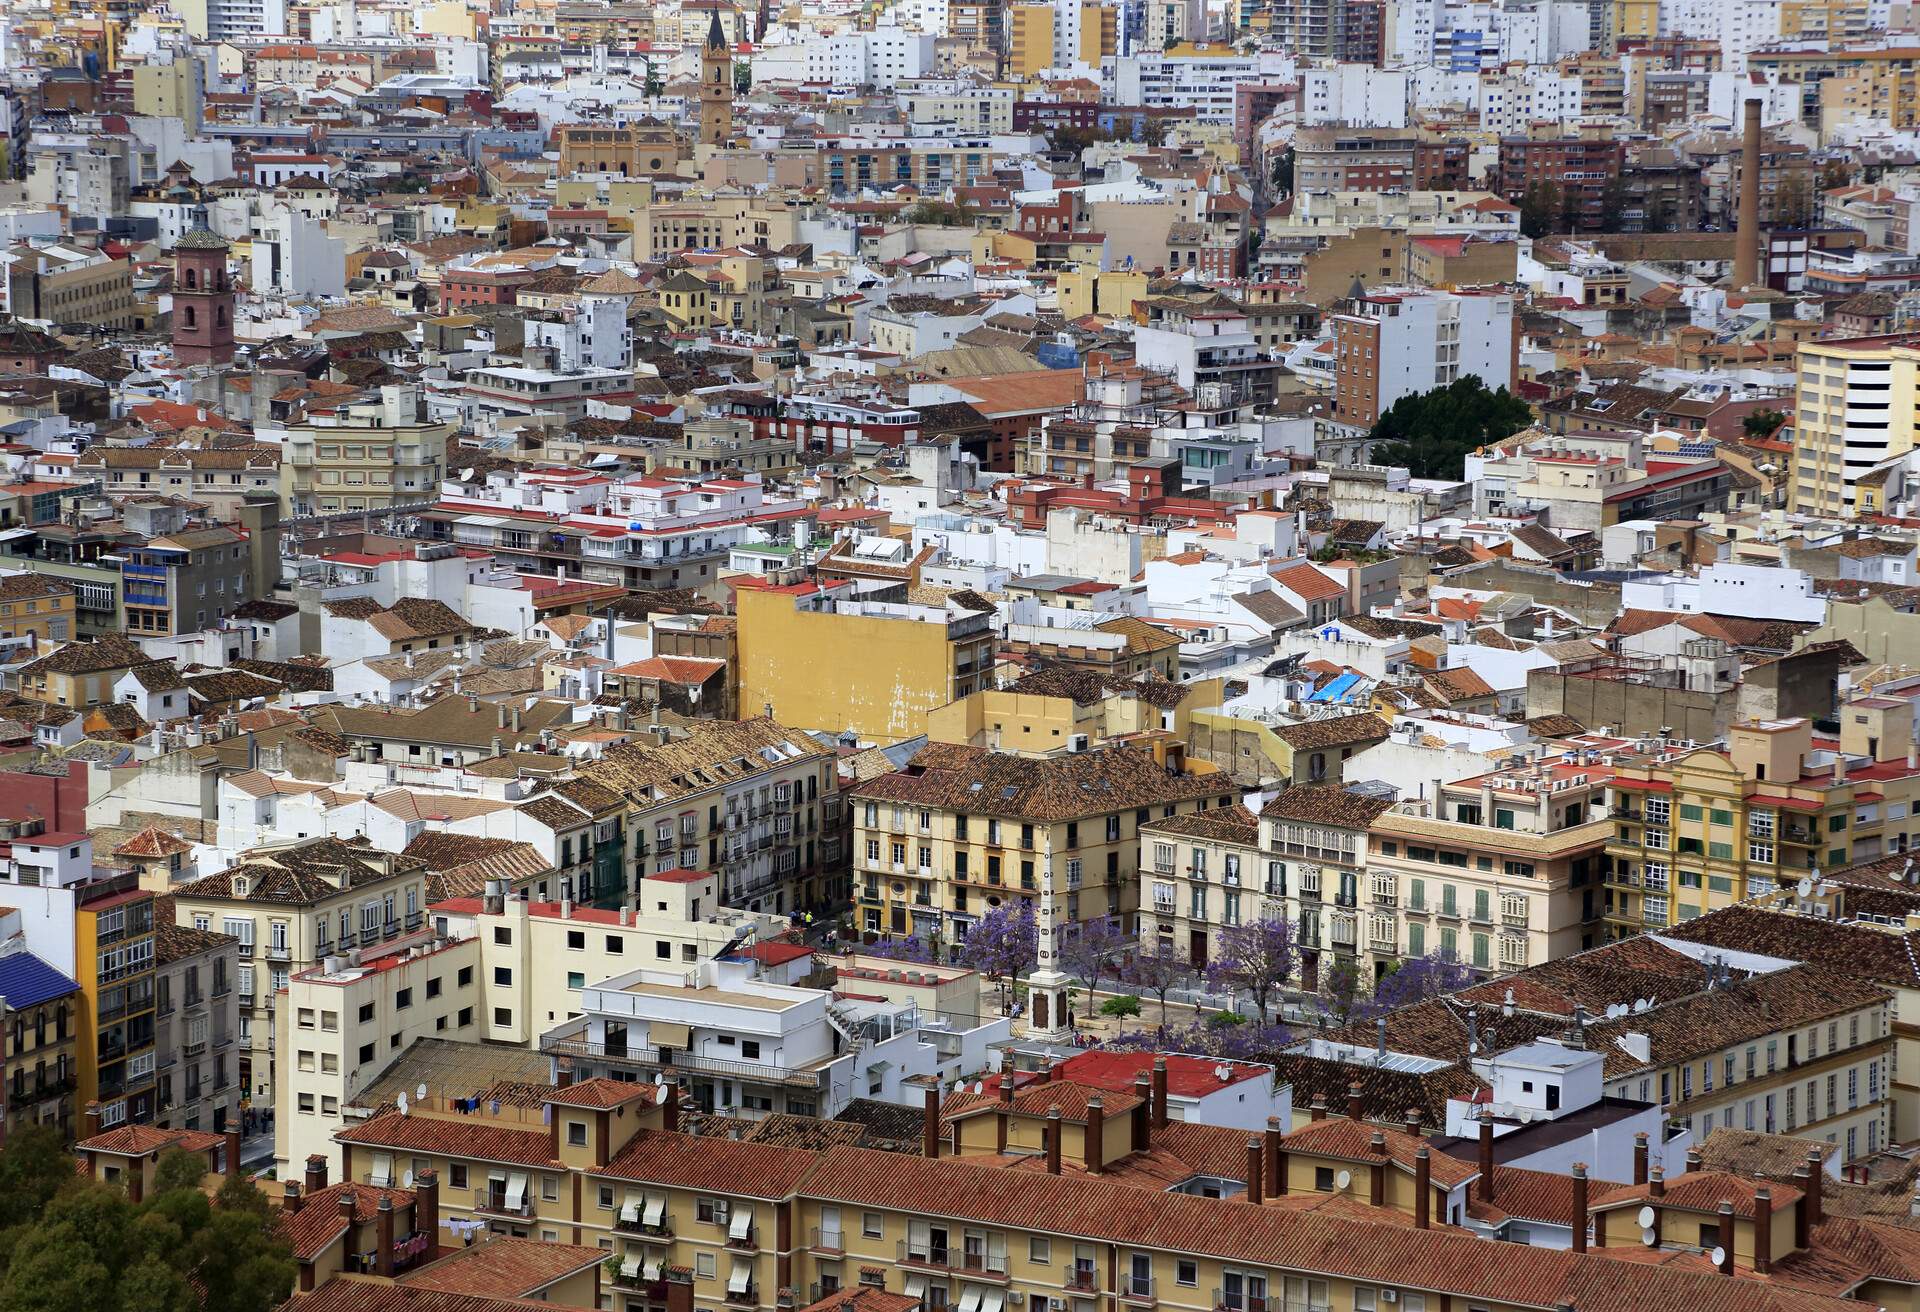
[0,953,81,1010]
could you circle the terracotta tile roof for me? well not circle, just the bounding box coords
[19,634,147,677]
[399,1236,604,1298]
[291,1284,557,1312]
[1260,785,1395,829]
[1278,1118,1478,1189]
[593,1129,818,1199]
[1271,563,1347,603]
[1659,906,1920,989]
[336,1111,561,1170]
[114,824,192,858]
[174,838,425,905]
[1268,713,1390,752]
[944,1078,1143,1126]
[797,1145,1853,1312]
[279,1181,415,1261]
[1582,963,1889,1079]
[546,1078,659,1110]
[848,742,1231,821]
[1465,1164,1585,1227]
[1138,805,1260,844]
[1693,1128,1839,1182]
[77,1124,223,1157]
[1590,1169,1803,1219]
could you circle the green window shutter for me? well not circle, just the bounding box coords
[1472,934,1490,968]
[1408,923,1425,956]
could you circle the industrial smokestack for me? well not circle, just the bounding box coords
[1734,97,1763,290]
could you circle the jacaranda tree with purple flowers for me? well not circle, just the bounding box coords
[862,934,937,964]
[1372,951,1473,1013]
[1205,916,1298,1022]
[1062,914,1134,1001]
[958,901,1038,984]
[1125,939,1188,1027]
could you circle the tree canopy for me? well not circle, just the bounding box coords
[1366,375,1535,481]
[0,1134,294,1312]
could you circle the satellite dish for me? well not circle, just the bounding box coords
[1335,1170,1352,1191]
[417,1083,428,1100]
[397,1092,410,1115]
[973,1081,984,1095]
[1637,1206,1656,1228]
[1797,878,1813,897]
[1641,1228,1658,1247]
[1710,1248,1726,1268]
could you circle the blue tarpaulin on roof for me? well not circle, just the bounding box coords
[1309,673,1362,704]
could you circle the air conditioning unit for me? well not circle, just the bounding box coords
[1381,1292,1399,1305]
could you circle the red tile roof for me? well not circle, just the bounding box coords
[337,1112,561,1169]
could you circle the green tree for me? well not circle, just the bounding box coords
[1046,125,1099,156]
[1270,147,1295,194]
[1366,375,1536,481]
[0,1140,294,1312]
[1742,408,1788,439]
[1518,179,1564,239]
[901,199,978,227]
[734,62,752,95]
[642,59,663,98]
[1099,994,1142,1018]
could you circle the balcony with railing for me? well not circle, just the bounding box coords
[899,1242,1009,1282]
[809,1227,843,1255]
[470,1186,533,1219]
[1119,1275,1157,1306]
[1063,1264,1100,1294]
[614,1199,672,1239]
[1213,1292,1270,1312]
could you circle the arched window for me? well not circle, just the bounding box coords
[183,305,196,327]
[184,266,196,289]
[216,306,227,327]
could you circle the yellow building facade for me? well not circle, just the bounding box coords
[735,585,996,743]
[1789,335,1920,516]
[848,740,1233,945]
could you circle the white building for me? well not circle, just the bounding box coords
[1301,64,1412,128]
[1335,288,1517,420]
[251,207,346,298]
[802,25,933,89]
[1618,562,1828,624]
[1105,47,1263,121]
[1477,70,1582,135]
[525,293,632,372]
[545,956,1002,1119]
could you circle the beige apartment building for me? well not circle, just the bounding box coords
[1366,766,1611,976]
[5,244,137,328]
[849,741,1236,951]
[280,383,453,516]
[645,195,805,262]
[580,717,847,918]
[170,837,433,1114]
[1606,712,1920,938]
